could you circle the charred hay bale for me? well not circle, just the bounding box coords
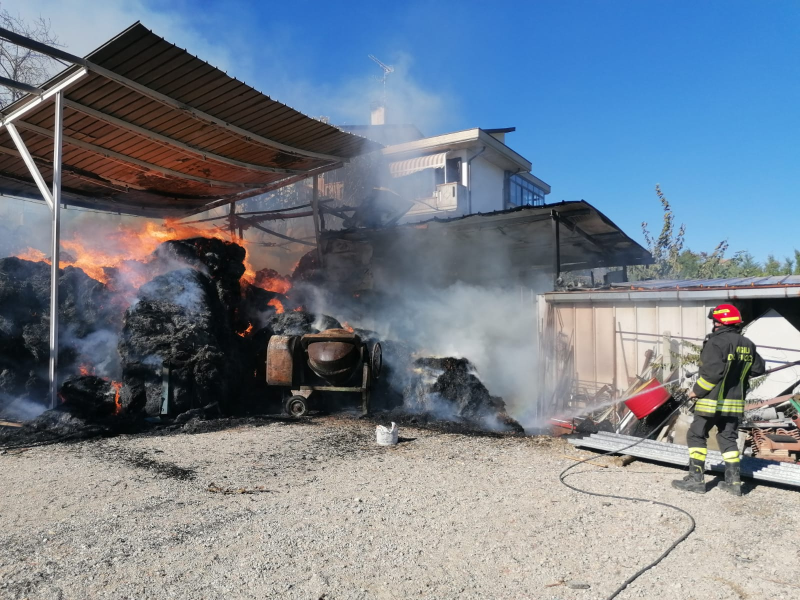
[153,238,246,316]
[0,258,120,410]
[118,268,240,417]
[407,357,524,433]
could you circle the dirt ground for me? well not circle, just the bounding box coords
[1,415,798,600]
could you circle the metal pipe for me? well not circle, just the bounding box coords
[466,146,486,214]
[48,92,64,409]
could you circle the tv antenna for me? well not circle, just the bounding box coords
[368,54,394,103]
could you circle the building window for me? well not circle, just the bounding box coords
[508,174,546,207]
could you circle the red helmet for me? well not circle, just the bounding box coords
[709,304,742,326]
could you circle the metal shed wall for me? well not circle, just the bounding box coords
[539,297,715,395]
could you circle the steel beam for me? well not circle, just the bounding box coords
[178,162,344,217]
[15,120,275,190]
[5,124,54,210]
[0,68,87,127]
[48,93,64,409]
[551,211,561,289]
[0,27,345,163]
[311,175,324,267]
[234,214,316,247]
[63,99,304,175]
[0,76,43,95]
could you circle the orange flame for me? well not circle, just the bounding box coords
[237,322,254,337]
[252,268,292,294]
[79,364,93,376]
[111,381,123,415]
[13,218,266,288]
[268,298,284,314]
[341,321,355,333]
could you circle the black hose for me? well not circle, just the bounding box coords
[559,405,696,600]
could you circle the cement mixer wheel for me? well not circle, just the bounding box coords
[370,342,383,380]
[286,395,309,418]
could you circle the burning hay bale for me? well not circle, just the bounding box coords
[264,311,341,337]
[406,357,524,433]
[59,375,120,418]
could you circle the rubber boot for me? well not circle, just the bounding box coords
[717,462,742,496]
[671,458,706,494]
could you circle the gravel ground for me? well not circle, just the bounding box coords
[1,415,798,600]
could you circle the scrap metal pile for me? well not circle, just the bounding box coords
[561,336,800,488]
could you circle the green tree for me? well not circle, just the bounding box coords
[764,254,781,276]
[783,257,795,275]
[629,185,686,280]
[794,249,800,275]
[728,251,763,277]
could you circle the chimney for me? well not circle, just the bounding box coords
[370,100,386,125]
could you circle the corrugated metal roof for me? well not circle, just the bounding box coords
[0,23,381,217]
[613,276,800,290]
[545,275,800,302]
[325,200,653,272]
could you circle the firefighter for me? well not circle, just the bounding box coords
[672,304,765,496]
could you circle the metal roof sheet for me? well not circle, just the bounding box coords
[0,23,381,217]
[613,276,800,290]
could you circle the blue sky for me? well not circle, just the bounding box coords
[13,0,800,263]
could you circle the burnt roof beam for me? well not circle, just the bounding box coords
[0,26,346,164]
[14,120,277,190]
[63,99,305,176]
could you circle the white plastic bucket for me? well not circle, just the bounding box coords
[376,422,399,446]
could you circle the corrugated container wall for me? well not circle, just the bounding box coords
[539,298,715,396]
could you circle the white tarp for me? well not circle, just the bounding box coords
[388,152,447,178]
[744,308,800,400]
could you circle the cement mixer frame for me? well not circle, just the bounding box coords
[265,331,382,418]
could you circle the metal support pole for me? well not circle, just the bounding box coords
[48,92,64,409]
[310,175,324,268]
[551,211,561,290]
[229,202,236,241]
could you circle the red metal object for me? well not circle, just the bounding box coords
[624,379,671,419]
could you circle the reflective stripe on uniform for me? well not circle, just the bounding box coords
[722,450,740,463]
[696,377,716,391]
[689,447,708,461]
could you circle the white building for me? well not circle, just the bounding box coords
[382,126,551,223]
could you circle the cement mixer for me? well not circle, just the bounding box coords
[266,328,382,417]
